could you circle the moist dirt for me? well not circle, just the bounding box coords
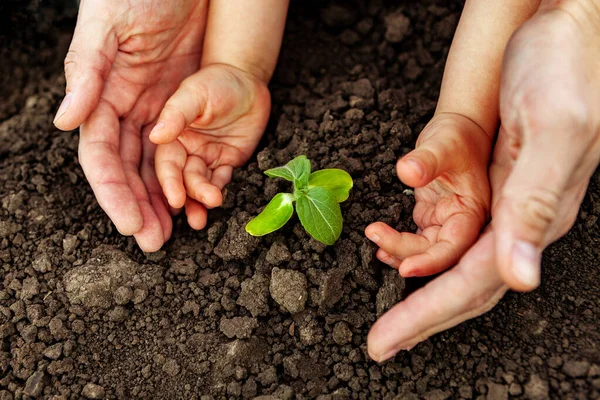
[1,1,599,399]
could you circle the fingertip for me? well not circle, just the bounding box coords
[149,120,182,145]
[165,185,187,210]
[365,221,388,243]
[53,92,74,129]
[201,185,223,209]
[99,191,144,236]
[367,317,403,363]
[136,237,164,253]
[397,156,427,188]
[114,217,143,237]
[186,199,208,230]
[497,238,541,292]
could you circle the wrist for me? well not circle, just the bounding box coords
[201,59,272,85]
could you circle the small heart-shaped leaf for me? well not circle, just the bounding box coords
[265,155,311,188]
[308,169,353,202]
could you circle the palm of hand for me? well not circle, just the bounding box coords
[367,113,491,277]
[64,0,208,251]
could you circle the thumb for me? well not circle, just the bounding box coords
[54,17,117,130]
[493,131,582,292]
[149,66,259,144]
[397,115,490,188]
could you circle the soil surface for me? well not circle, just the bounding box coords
[1,1,599,399]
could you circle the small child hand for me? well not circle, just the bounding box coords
[149,64,271,229]
[366,113,492,277]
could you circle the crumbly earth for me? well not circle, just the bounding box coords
[1,1,599,399]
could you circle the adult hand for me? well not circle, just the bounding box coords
[367,0,600,362]
[493,0,600,291]
[54,0,208,251]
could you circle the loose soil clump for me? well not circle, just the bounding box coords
[0,1,599,399]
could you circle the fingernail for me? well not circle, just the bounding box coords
[512,240,541,288]
[54,93,72,123]
[404,157,425,180]
[367,232,380,243]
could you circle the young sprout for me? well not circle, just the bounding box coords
[246,155,353,245]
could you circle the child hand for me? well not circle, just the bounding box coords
[366,113,492,277]
[149,64,271,230]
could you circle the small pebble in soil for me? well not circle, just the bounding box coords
[219,316,258,339]
[524,374,549,400]
[237,274,270,317]
[266,242,291,265]
[82,383,105,399]
[113,286,133,305]
[384,12,411,43]
[162,358,180,377]
[24,371,45,397]
[270,267,308,314]
[332,322,353,345]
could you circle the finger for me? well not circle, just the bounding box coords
[367,232,508,362]
[148,75,208,144]
[119,121,165,252]
[365,222,430,260]
[397,115,491,188]
[55,17,117,130]
[78,101,143,235]
[149,66,257,144]
[155,141,188,209]
[400,212,484,277]
[183,156,223,208]
[396,119,465,188]
[376,249,401,269]
[493,132,582,292]
[141,125,173,243]
[185,197,208,230]
[211,165,234,190]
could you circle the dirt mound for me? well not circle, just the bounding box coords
[0,0,598,399]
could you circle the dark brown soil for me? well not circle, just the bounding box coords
[1,1,599,399]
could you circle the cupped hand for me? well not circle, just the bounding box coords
[365,113,491,277]
[54,0,208,251]
[492,1,600,291]
[150,63,271,230]
[367,1,600,362]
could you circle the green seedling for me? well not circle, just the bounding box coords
[246,155,353,245]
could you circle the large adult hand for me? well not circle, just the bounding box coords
[367,0,600,362]
[492,0,600,291]
[54,0,208,251]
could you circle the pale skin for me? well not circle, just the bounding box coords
[53,0,288,251]
[366,0,600,362]
[55,0,600,363]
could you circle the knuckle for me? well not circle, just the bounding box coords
[519,188,560,234]
[64,50,78,79]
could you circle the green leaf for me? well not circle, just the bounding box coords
[246,193,295,236]
[265,155,311,188]
[308,169,353,203]
[296,186,343,245]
